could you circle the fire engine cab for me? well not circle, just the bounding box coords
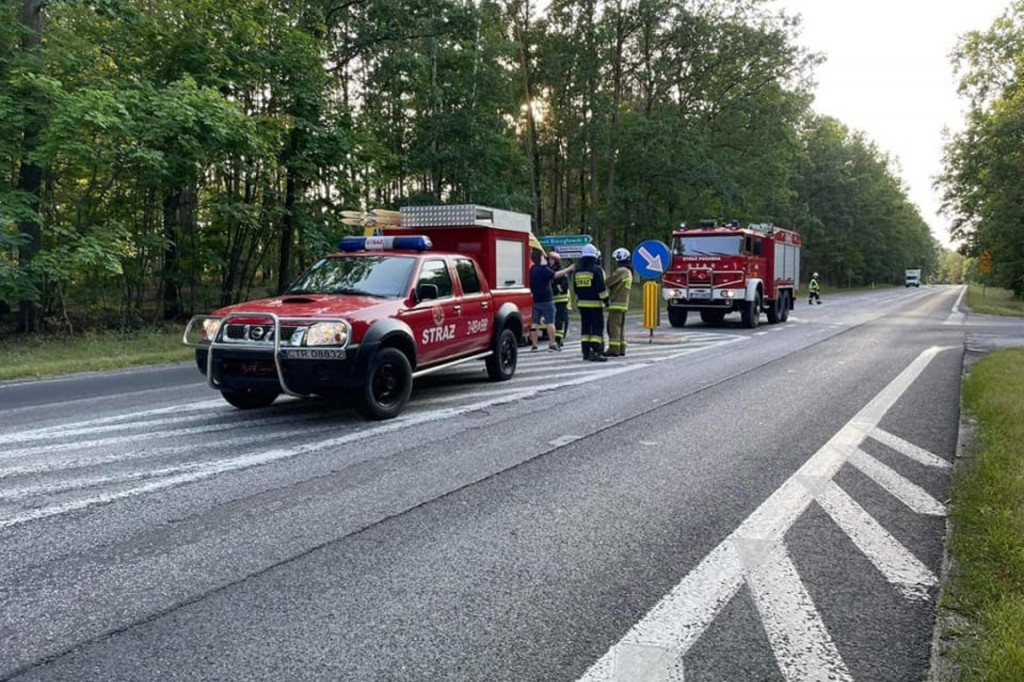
[662,220,801,328]
[183,205,534,420]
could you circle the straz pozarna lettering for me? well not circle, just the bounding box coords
[422,324,456,344]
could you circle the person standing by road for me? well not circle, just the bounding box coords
[809,272,822,305]
[604,248,633,356]
[529,250,574,351]
[573,244,609,362]
[548,251,572,349]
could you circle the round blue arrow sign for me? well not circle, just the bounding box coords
[633,240,671,279]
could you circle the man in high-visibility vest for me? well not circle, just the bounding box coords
[573,244,609,362]
[604,248,633,356]
[548,251,572,349]
[809,272,822,305]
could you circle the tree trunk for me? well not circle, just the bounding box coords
[162,191,182,320]
[14,0,45,334]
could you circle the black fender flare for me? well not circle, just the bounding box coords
[355,318,418,374]
[491,301,524,344]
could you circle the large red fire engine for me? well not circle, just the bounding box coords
[661,220,801,328]
[183,205,534,420]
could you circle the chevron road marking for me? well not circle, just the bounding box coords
[577,346,953,682]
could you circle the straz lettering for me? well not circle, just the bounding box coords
[422,323,456,344]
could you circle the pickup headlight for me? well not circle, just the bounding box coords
[305,321,350,346]
[202,317,222,341]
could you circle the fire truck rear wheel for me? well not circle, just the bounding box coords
[779,292,791,322]
[486,328,518,381]
[766,296,781,324]
[668,307,688,327]
[357,347,412,420]
[220,389,280,409]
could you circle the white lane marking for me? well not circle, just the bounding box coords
[0,400,224,444]
[848,449,947,516]
[549,435,582,447]
[943,285,967,325]
[613,643,680,681]
[813,479,937,600]
[576,346,951,681]
[0,361,644,530]
[0,412,329,461]
[869,428,951,469]
[746,542,854,682]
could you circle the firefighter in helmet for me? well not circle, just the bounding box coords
[809,272,822,304]
[573,243,609,362]
[604,247,633,356]
[548,251,572,348]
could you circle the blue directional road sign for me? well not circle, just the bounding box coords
[633,239,671,280]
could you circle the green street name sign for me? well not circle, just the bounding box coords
[538,235,592,247]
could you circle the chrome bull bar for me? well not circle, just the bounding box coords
[183,312,349,399]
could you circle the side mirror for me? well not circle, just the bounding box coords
[416,282,439,302]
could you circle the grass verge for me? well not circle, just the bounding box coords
[0,328,193,382]
[967,282,1024,317]
[941,346,1024,680]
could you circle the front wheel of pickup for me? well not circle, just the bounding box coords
[357,347,412,420]
[221,389,279,409]
[486,328,518,381]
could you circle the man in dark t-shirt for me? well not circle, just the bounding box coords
[529,250,574,351]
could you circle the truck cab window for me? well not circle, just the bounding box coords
[418,260,454,298]
[455,258,482,294]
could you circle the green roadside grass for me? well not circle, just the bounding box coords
[0,327,192,382]
[939,285,1024,680]
[967,282,1024,317]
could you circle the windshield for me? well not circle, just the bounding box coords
[287,255,417,298]
[671,235,742,257]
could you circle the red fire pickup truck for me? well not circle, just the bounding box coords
[183,205,535,419]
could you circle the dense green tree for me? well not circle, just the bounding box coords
[0,0,940,331]
[940,1,1024,296]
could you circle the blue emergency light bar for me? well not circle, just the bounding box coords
[338,235,433,252]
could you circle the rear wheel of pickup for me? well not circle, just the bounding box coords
[668,306,688,328]
[221,389,279,409]
[486,328,518,381]
[357,347,412,420]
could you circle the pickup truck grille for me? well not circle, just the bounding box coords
[224,324,299,344]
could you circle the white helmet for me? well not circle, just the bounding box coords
[613,247,630,263]
[813,272,819,278]
[580,244,599,258]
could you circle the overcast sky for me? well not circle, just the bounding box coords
[773,0,1012,248]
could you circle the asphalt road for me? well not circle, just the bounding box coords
[2,285,1022,681]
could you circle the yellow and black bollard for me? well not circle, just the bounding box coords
[643,281,660,342]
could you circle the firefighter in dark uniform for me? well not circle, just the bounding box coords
[573,244,609,362]
[548,251,572,348]
[605,248,633,356]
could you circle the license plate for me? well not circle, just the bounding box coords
[688,289,711,299]
[280,348,346,360]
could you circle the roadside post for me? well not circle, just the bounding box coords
[632,239,671,343]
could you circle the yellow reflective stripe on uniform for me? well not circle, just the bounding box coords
[552,295,570,303]
[598,291,609,300]
[578,301,604,308]
[608,305,628,311]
